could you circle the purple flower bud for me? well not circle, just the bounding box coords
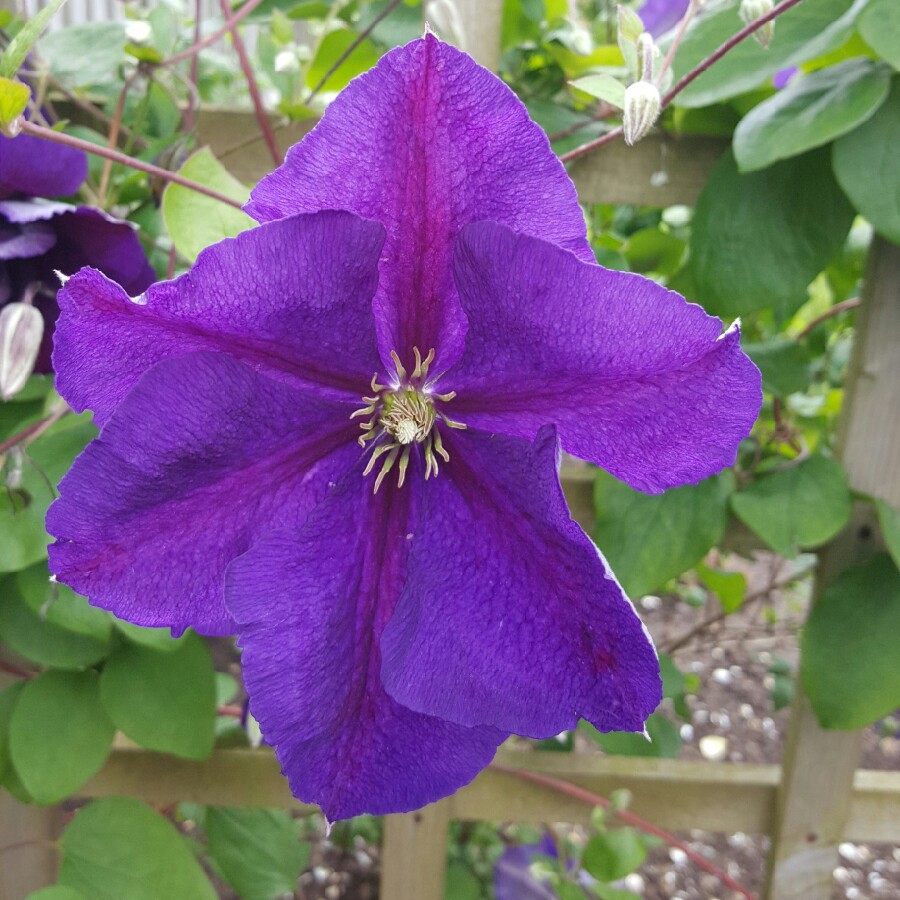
[623,80,661,145]
[0,301,43,399]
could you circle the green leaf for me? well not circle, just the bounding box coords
[833,77,900,243]
[205,808,309,900]
[697,563,747,613]
[0,418,95,573]
[802,554,900,729]
[570,73,626,108]
[730,454,852,557]
[734,59,892,172]
[0,681,24,782]
[0,0,68,78]
[690,149,854,319]
[771,672,794,711]
[288,1,332,19]
[305,28,380,93]
[556,884,587,900]
[9,670,114,804]
[444,863,482,899]
[583,712,681,758]
[215,671,239,706]
[100,632,215,760]
[161,147,254,263]
[671,0,868,108]
[594,470,732,597]
[595,887,641,900]
[0,564,112,669]
[621,227,685,276]
[0,76,29,127]
[582,828,647,883]
[38,23,126,87]
[59,798,216,900]
[125,43,164,63]
[858,0,900,69]
[114,618,186,652]
[27,888,89,900]
[745,339,812,396]
[875,499,900,570]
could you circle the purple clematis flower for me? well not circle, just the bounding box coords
[0,132,154,370]
[46,37,761,820]
[495,837,561,900]
[638,0,690,36]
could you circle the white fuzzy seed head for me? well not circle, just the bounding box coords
[623,80,661,146]
[0,303,43,401]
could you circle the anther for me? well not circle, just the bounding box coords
[373,447,400,493]
[390,350,407,382]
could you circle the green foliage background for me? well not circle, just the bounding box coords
[1,0,899,896]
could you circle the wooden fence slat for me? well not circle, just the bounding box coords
[441,0,504,70]
[76,747,900,843]
[0,672,61,900]
[763,239,900,899]
[0,794,62,900]
[380,803,451,900]
[568,134,728,209]
[193,111,727,210]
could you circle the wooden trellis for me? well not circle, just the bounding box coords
[2,7,900,900]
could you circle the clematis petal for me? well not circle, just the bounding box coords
[53,210,385,426]
[247,35,590,371]
[445,221,762,494]
[48,352,359,636]
[226,459,506,821]
[0,133,87,200]
[0,198,77,223]
[380,426,661,738]
[638,0,689,36]
[0,221,57,259]
[47,206,156,296]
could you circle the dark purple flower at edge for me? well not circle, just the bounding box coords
[46,37,761,821]
[0,134,154,370]
[495,836,561,900]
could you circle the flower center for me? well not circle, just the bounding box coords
[351,347,465,492]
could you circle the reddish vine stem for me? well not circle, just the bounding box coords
[660,566,810,655]
[0,659,35,680]
[492,764,757,899]
[218,0,282,166]
[164,0,268,67]
[661,0,805,107]
[304,0,405,104]
[38,74,149,150]
[656,0,699,86]
[18,121,245,209]
[795,297,860,340]
[0,406,70,456]
[184,0,203,131]
[99,69,142,205]
[560,0,807,163]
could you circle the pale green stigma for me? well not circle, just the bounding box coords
[351,347,465,492]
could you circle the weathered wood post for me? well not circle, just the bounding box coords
[764,238,900,898]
